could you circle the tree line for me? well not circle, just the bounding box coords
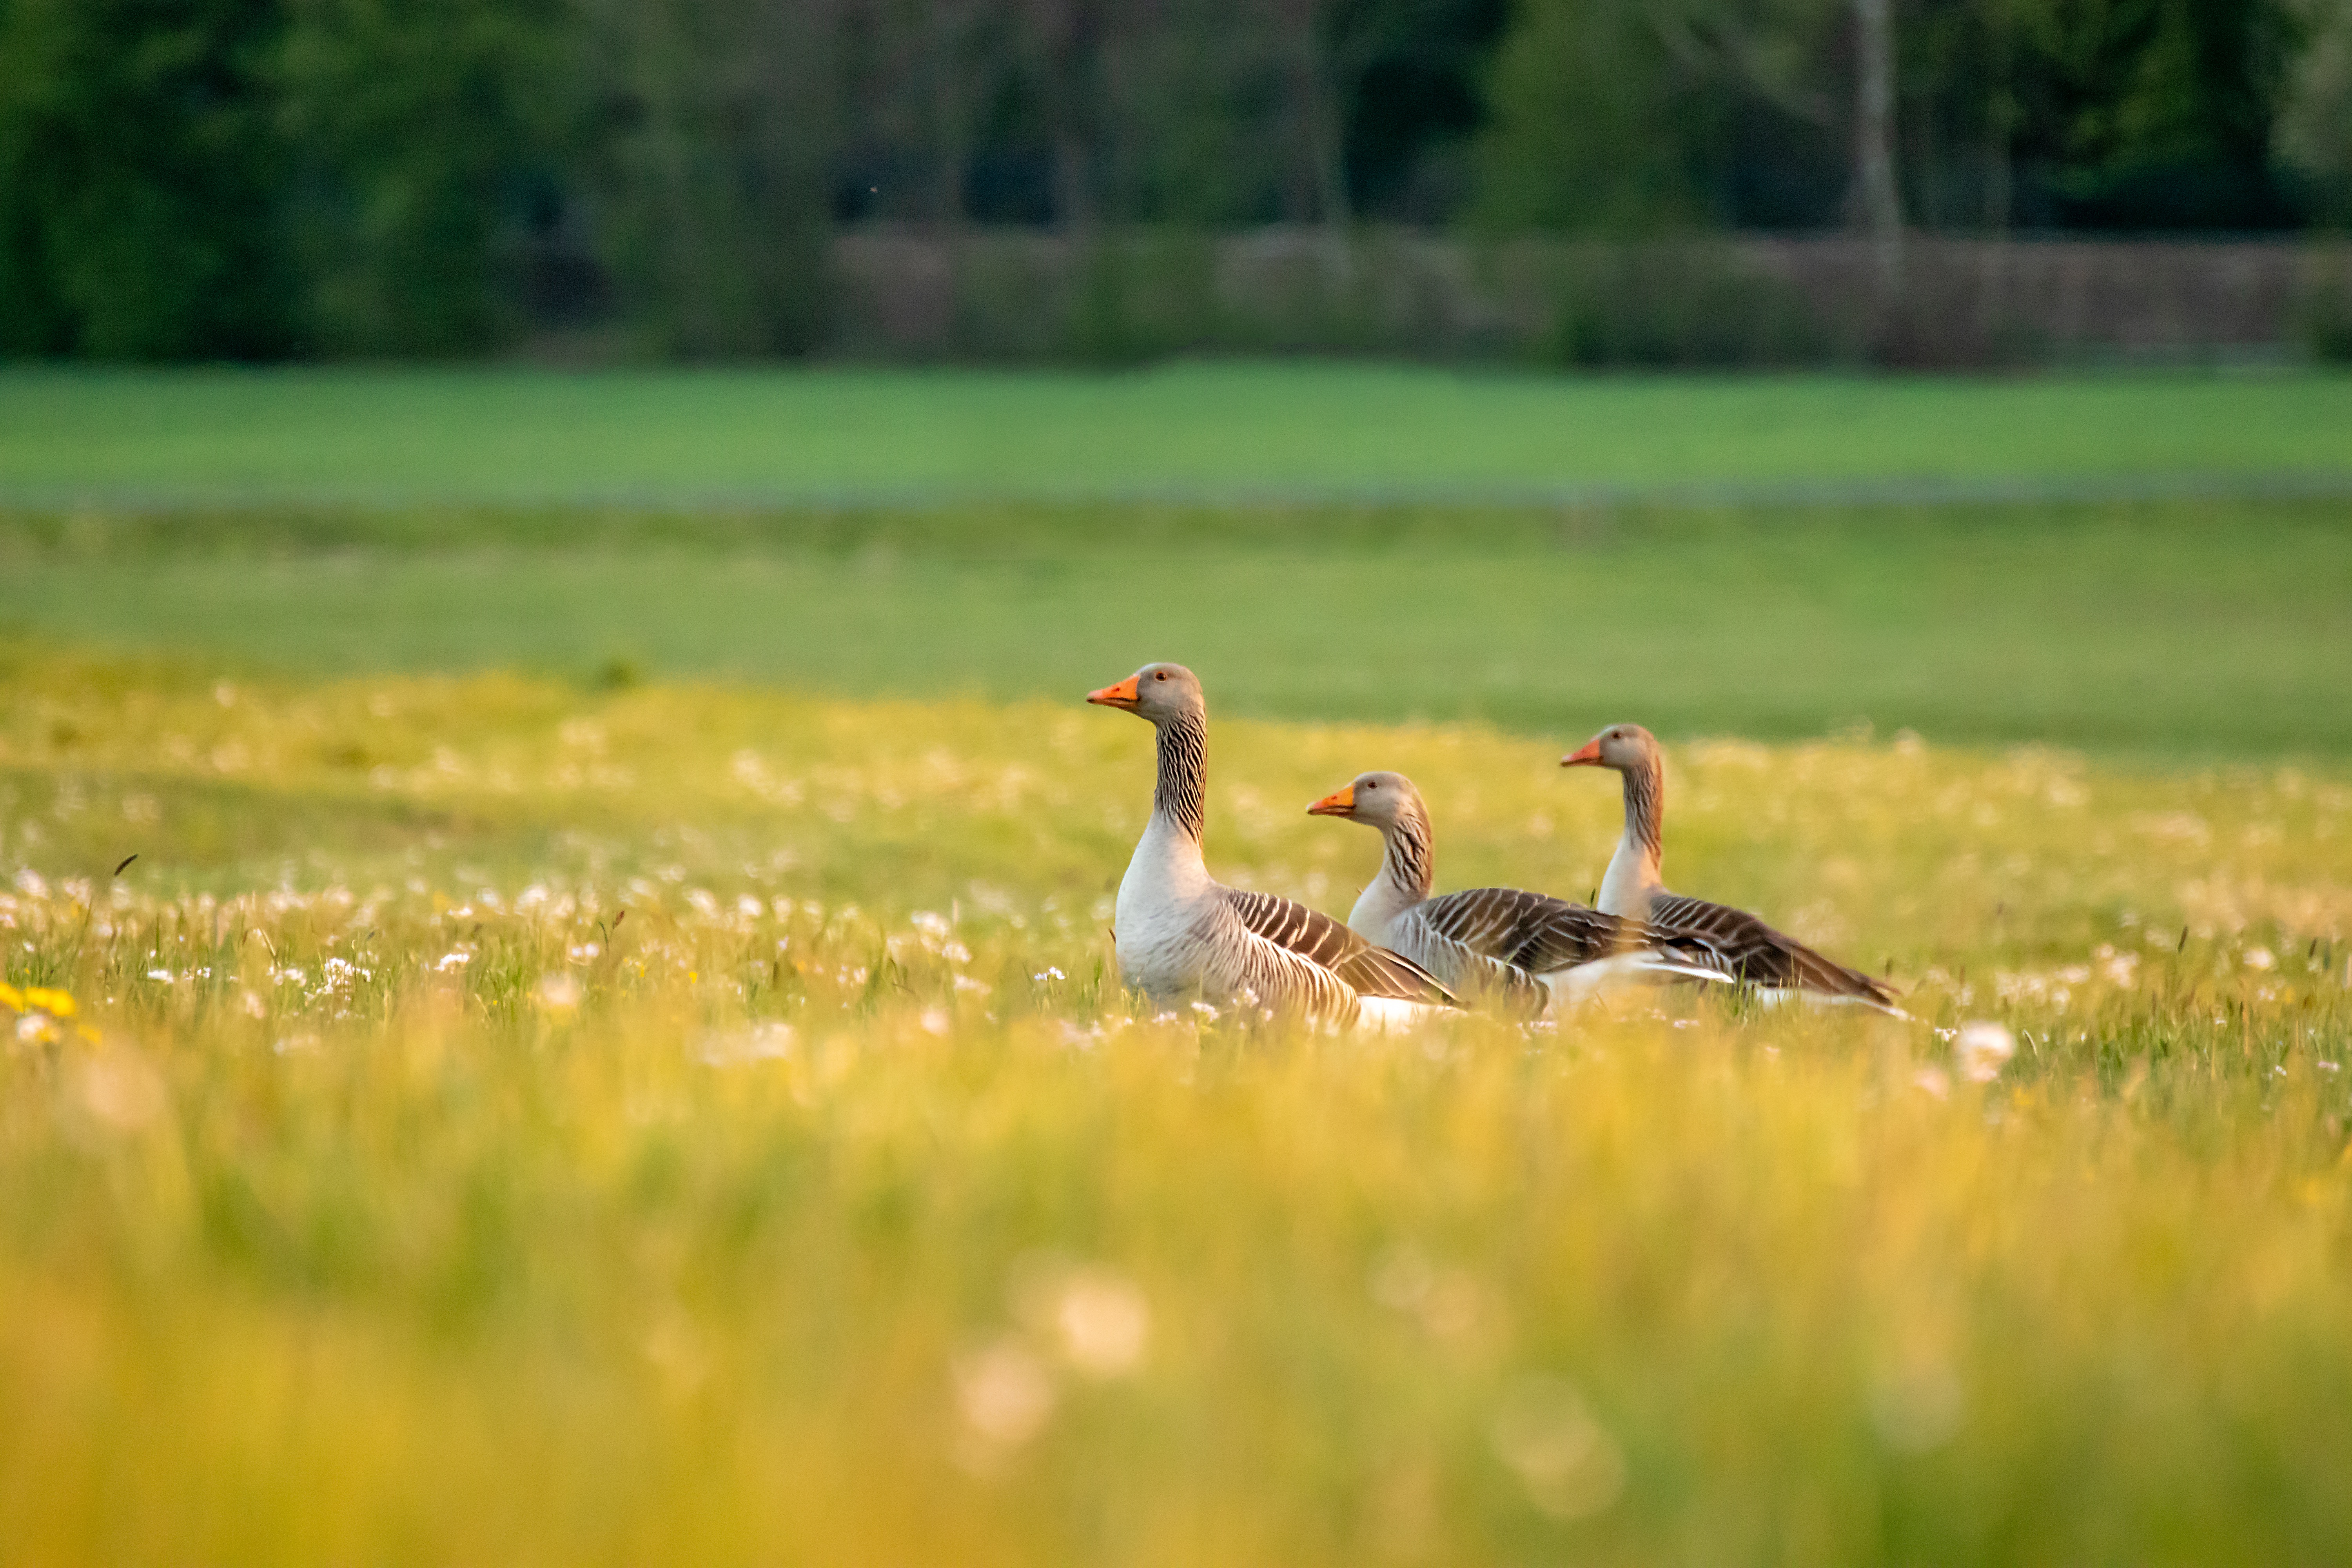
[2,0,2347,359]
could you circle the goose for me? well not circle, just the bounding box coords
[1089,664,1456,1026]
[1307,771,1733,1011]
[1562,724,1904,1013]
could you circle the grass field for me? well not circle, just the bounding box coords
[7,498,2351,758]
[4,365,2352,506]
[3,646,2350,1564]
[5,364,2350,1562]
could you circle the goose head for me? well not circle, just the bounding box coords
[1306,769,1421,829]
[1562,722,1659,773]
[1087,662,1204,725]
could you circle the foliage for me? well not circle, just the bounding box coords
[0,0,296,358]
[577,0,835,357]
[1473,0,2310,232]
[278,0,579,355]
[1473,0,1846,233]
[1,650,2349,1560]
[2278,0,2352,223]
[0,0,2345,359]
[1995,0,2305,228]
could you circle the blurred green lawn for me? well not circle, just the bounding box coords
[4,364,2352,505]
[5,499,2346,758]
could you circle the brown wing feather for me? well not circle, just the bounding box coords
[1644,893,1897,1007]
[1222,888,1457,1005]
[1419,887,1623,974]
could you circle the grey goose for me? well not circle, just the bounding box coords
[1088,664,1456,1027]
[1563,723,1904,1014]
[1306,771,1732,1011]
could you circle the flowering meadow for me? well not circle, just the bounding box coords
[3,646,2350,1564]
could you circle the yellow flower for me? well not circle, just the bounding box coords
[0,982,22,1013]
[24,987,77,1018]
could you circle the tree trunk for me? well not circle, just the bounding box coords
[1852,0,1902,285]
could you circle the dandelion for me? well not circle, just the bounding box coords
[1370,1245,1487,1343]
[74,1051,168,1132]
[1955,1021,2016,1083]
[535,973,584,1014]
[698,1021,795,1065]
[953,1339,1056,1450]
[1489,1376,1627,1520]
[5,984,96,1048]
[1048,1269,1151,1378]
[1870,1359,1965,1452]
[22,986,75,1018]
[1370,1245,1436,1313]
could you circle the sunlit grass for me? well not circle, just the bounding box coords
[3,648,2350,1563]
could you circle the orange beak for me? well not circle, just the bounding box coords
[1306,784,1356,817]
[1561,737,1604,768]
[1087,674,1142,710]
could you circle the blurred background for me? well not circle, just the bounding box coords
[3,0,2350,367]
[3,0,2349,760]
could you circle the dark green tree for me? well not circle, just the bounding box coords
[581,0,840,356]
[0,0,295,357]
[279,0,579,354]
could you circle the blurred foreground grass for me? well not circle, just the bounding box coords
[3,649,2350,1563]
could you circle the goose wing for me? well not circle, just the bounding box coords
[1644,892,1899,1009]
[1221,887,1457,1005]
[1417,887,1629,975]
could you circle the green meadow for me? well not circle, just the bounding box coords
[4,364,2352,505]
[3,365,2350,1563]
[5,497,2351,757]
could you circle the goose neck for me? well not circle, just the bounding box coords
[1151,709,1209,845]
[1599,754,1666,909]
[1347,802,1434,937]
[1380,801,1436,904]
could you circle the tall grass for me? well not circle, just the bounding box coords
[2,651,2348,1563]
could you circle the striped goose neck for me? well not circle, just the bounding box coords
[1152,709,1209,843]
[1380,800,1436,902]
[1621,754,1664,869]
